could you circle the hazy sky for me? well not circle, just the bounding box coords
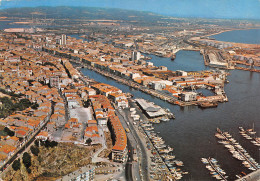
[0,0,260,19]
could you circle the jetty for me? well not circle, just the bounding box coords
[206,158,228,181]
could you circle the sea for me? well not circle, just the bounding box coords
[210,29,260,44]
[0,21,259,180]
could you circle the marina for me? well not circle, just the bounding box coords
[216,128,260,171]
[140,119,187,180]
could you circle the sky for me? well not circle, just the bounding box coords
[0,0,260,20]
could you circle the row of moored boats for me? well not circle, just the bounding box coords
[215,128,260,171]
[140,120,187,180]
[239,127,260,147]
[201,157,228,181]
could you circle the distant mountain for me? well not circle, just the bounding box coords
[0,6,167,22]
[1,6,258,28]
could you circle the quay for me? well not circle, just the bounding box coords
[125,100,177,180]
[140,123,179,180]
[236,169,260,181]
[74,61,227,107]
[235,66,260,73]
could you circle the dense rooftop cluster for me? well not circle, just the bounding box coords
[0,32,129,166]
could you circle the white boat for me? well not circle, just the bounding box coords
[160,118,170,122]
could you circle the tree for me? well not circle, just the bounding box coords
[30,145,39,156]
[12,159,21,171]
[17,99,32,110]
[22,152,31,168]
[42,139,58,148]
[31,103,39,109]
[50,141,58,147]
[26,167,31,174]
[34,140,39,147]
[85,138,92,145]
[4,127,14,136]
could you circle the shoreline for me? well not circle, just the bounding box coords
[204,28,260,45]
[206,27,260,37]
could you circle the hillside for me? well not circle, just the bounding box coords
[0,6,167,22]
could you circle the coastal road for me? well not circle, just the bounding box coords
[116,109,140,181]
[116,108,149,181]
[125,138,134,181]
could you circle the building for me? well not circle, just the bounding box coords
[135,98,167,118]
[180,92,197,102]
[150,81,166,90]
[57,166,95,181]
[131,51,141,61]
[61,34,67,45]
[176,70,187,76]
[49,76,60,88]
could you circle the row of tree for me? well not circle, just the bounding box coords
[12,152,32,173]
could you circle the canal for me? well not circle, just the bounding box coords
[81,50,260,180]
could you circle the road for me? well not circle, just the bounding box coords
[52,90,70,141]
[116,108,149,181]
[125,138,134,181]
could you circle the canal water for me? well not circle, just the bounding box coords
[210,29,260,44]
[81,51,260,180]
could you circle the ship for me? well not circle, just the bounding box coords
[199,102,218,108]
[171,54,176,61]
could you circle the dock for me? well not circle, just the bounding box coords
[135,98,167,118]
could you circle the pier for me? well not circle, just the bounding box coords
[217,128,259,171]
[207,158,227,181]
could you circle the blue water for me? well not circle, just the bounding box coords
[145,50,209,72]
[0,20,31,30]
[211,29,260,44]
